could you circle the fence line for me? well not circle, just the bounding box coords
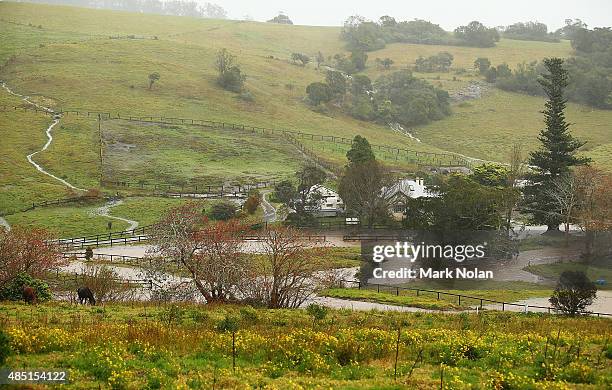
[343,280,612,318]
[0,105,473,168]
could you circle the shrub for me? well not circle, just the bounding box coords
[306,303,328,326]
[217,315,239,332]
[306,82,332,106]
[549,271,597,315]
[243,192,261,214]
[208,201,237,221]
[0,330,10,365]
[0,273,51,302]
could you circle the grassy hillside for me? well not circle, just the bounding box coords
[1,1,610,231]
[0,2,595,166]
[416,89,612,168]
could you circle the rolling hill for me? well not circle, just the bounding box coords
[1,1,610,222]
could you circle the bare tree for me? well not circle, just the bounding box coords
[503,143,526,233]
[546,172,581,246]
[574,167,612,256]
[241,227,328,308]
[148,203,249,303]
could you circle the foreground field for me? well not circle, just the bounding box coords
[1,302,610,389]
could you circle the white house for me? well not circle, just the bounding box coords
[382,178,433,219]
[308,185,345,217]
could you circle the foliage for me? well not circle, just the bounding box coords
[346,135,375,165]
[0,227,64,290]
[325,70,347,97]
[147,72,160,89]
[208,201,236,221]
[306,82,332,106]
[474,57,491,74]
[414,52,453,72]
[471,163,510,187]
[0,330,10,366]
[274,166,326,219]
[549,271,597,315]
[290,52,310,66]
[405,175,505,231]
[0,273,52,302]
[243,192,260,215]
[341,15,452,51]
[503,21,559,42]
[372,70,450,126]
[267,13,293,25]
[375,57,394,70]
[215,48,245,93]
[522,58,590,230]
[339,160,392,228]
[350,50,367,71]
[2,301,611,388]
[75,265,132,303]
[454,21,500,48]
[306,303,328,323]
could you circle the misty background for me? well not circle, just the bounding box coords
[10,0,612,29]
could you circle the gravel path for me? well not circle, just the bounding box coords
[260,191,278,222]
[90,199,139,231]
[1,82,85,191]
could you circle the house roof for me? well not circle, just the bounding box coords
[383,179,432,200]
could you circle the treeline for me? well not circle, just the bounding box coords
[306,69,450,127]
[501,21,559,42]
[341,16,500,51]
[479,27,612,109]
[14,0,227,19]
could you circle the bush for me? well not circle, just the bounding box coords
[218,66,245,92]
[306,303,328,325]
[243,192,260,215]
[306,82,332,106]
[0,273,51,302]
[0,330,10,365]
[208,201,237,221]
[549,271,597,315]
[217,315,239,332]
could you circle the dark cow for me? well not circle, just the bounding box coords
[77,287,96,305]
[22,286,37,305]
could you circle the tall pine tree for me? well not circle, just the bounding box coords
[523,58,590,231]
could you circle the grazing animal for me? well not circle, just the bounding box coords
[77,287,96,305]
[22,286,37,305]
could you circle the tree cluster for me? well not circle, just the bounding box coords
[306,69,450,126]
[148,203,330,308]
[267,13,293,24]
[341,16,500,51]
[478,27,612,109]
[414,52,454,72]
[502,21,559,42]
[453,21,500,48]
[273,166,327,225]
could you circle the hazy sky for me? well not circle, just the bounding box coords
[203,0,611,30]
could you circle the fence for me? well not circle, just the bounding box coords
[62,251,149,266]
[0,105,474,169]
[101,179,276,196]
[343,280,612,318]
[56,226,327,248]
